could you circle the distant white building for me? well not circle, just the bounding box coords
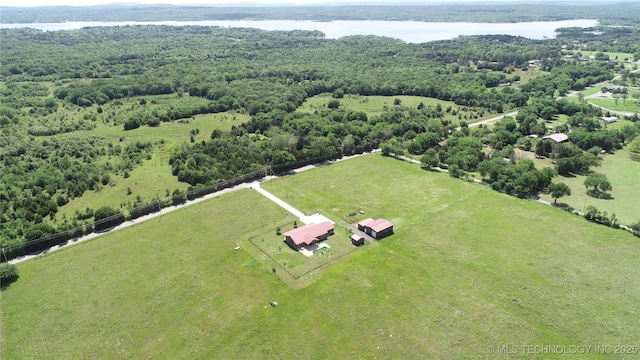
[602,116,618,124]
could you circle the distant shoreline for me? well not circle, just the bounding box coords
[0,19,599,43]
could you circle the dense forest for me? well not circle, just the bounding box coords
[1,22,639,249]
[2,3,640,25]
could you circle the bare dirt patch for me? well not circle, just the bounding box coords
[514,148,537,161]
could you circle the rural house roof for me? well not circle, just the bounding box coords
[283,221,334,246]
[367,219,394,233]
[542,133,568,143]
[358,218,393,233]
[358,218,375,227]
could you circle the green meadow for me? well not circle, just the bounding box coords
[53,149,186,221]
[59,104,249,147]
[587,96,640,113]
[576,83,615,97]
[2,154,639,359]
[539,148,640,226]
[296,94,500,125]
[51,107,248,221]
[577,51,636,62]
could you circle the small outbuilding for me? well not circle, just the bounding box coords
[602,116,618,124]
[357,218,394,239]
[350,234,365,246]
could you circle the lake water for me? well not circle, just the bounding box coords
[1,19,599,43]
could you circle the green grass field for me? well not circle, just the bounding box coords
[576,83,615,98]
[587,97,640,114]
[296,94,500,125]
[53,148,187,221]
[3,154,639,359]
[59,108,248,147]
[511,67,549,84]
[577,51,636,63]
[51,109,248,221]
[540,148,640,226]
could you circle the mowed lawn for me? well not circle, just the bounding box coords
[539,148,640,226]
[3,154,640,359]
[2,190,297,359]
[588,97,640,113]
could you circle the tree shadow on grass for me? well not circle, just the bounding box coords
[1,280,18,291]
[586,189,614,200]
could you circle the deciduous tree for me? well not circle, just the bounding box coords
[584,172,612,197]
[548,182,571,204]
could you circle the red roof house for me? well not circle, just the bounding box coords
[357,218,394,239]
[283,221,334,250]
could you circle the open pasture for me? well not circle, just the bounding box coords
[587,96,640,114]
[539,148,640,226]
[577,51,636,63]
[50,106,248,221]
[3,154,640,359]
[296,94,499,125]
[59,101,248,146]
[53,149,187,222]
